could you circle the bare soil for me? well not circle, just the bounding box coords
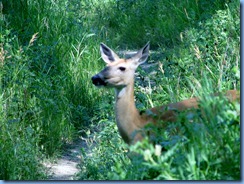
[44,138,87,180]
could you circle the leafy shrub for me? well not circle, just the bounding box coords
[114,88,240,180]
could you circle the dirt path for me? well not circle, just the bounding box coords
[44,138,87,180]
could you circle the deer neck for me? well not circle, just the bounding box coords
[115,80,142,144]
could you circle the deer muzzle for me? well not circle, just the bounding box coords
[91,74,107,86]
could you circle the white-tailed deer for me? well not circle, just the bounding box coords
[91,43,240,145]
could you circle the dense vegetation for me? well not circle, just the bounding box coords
[0,0,240,180]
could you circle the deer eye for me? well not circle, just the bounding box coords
[118,67,126,71]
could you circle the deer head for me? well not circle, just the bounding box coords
[92,42,150,89]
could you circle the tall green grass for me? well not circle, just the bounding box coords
[78,0,229,48]
[0,0,104,180]
[0,29,47,179]
[0,0,240,180]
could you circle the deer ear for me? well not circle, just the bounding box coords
[100,43,120,64]
[131,42,150,65]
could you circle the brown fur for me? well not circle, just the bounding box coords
[92,43,240,145]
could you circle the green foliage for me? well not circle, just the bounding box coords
[0,0,240,180]
[0,30,46,180]
[148,1,240,104]
[0,0,104,179]
[79,0,228,48]
[125,89,240,180]
[77,117,131,180]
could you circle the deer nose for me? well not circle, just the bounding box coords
[91,75,99,85]
[91,75,106,86]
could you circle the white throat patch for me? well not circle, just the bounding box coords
[116,88,127,99]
